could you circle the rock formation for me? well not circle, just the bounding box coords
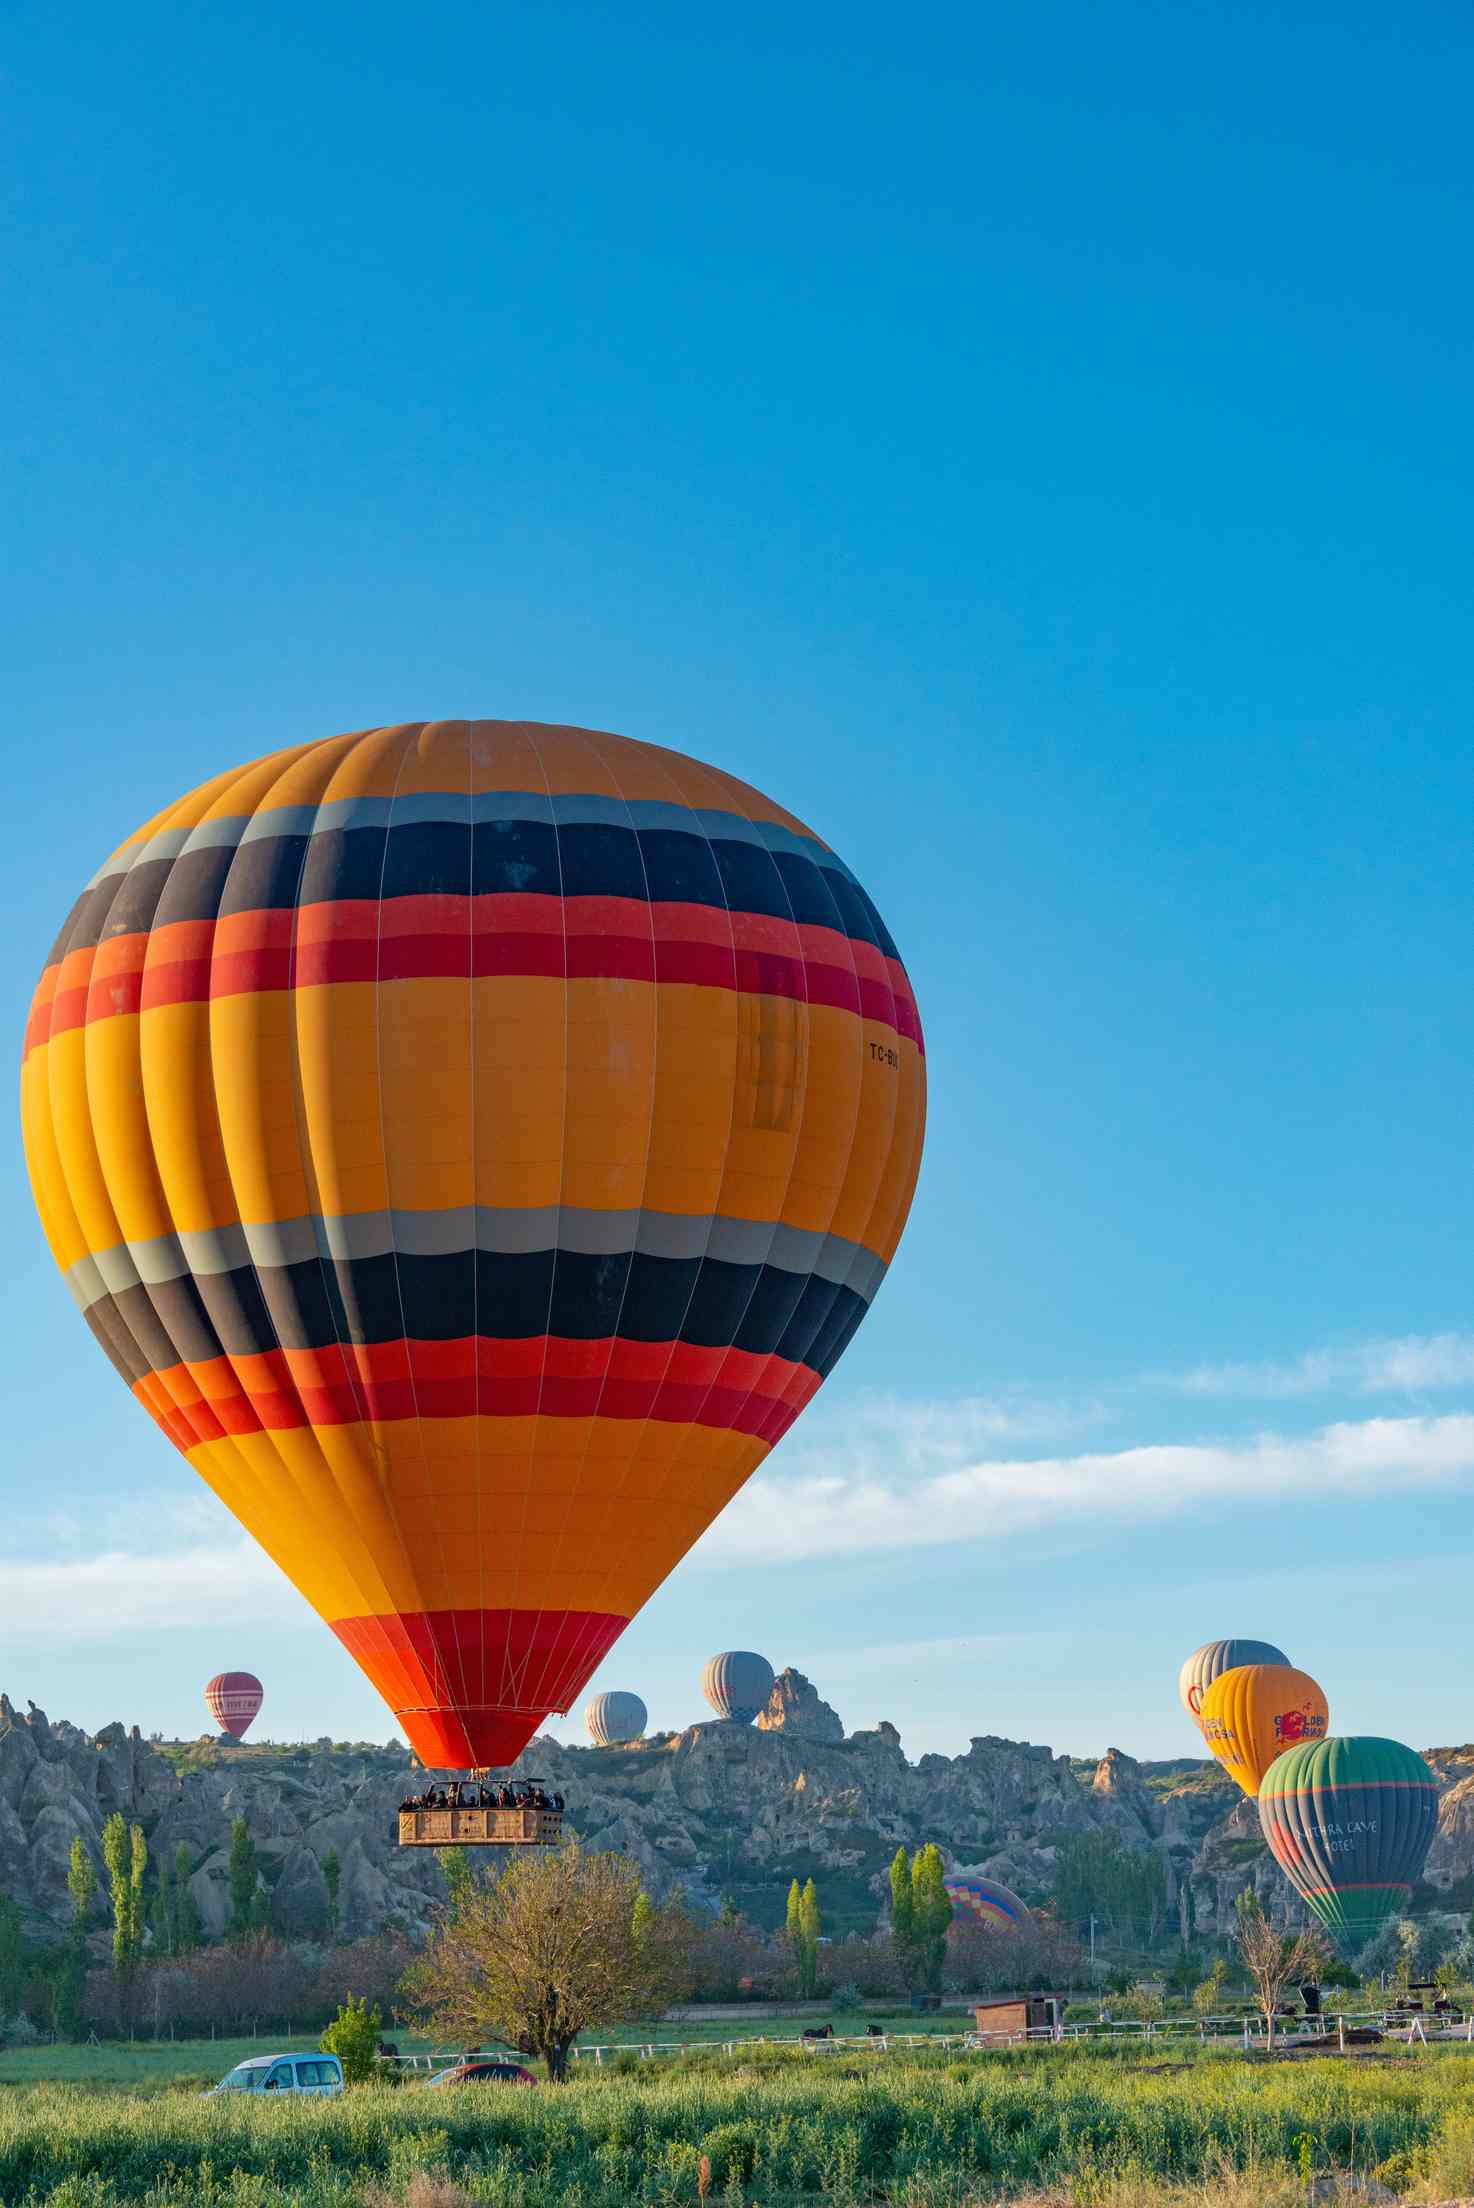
[4,1683,1469,1947]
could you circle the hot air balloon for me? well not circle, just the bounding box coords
[943,1874,1031,1927]
[701,1651,775,1724]
[586,1690,647,1747]
[1259,1737,1438,1948]
[22,721,924,1790]
[1199,1663,1328,1797]
[1178,1639,1290,1730]
[205,1670,263,1742]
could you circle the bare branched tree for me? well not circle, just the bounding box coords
[400,1839,691,2079]
[1234,1891,1331,2049]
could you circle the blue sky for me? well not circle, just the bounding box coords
[3,0,1472,1763]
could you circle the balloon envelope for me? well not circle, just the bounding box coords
[1259,1736,1438,1947]
[1178,1639,1290,1728]
[1199,1664,1328,1797]
[943,1874,1031,1927]
[702,1650,775,1724]
[585,1690,648,1747]
[205,1671,263,1741]
[22,722,924,1771]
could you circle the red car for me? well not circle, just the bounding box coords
[427,2058,537,2088]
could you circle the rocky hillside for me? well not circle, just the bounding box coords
[5,1677,1472,1947]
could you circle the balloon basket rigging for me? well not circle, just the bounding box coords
[397,1803,563,1849]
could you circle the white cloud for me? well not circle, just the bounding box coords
[694,1412,1474,1567]
[1174,1332,1474,1400]
[0,1539,301,1640]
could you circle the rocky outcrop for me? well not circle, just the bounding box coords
[5,1683,1471,1947]
[757,1669,844,1744]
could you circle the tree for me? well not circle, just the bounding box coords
[59,1837,97,2039]
[1122,1980,1164,2026]
[436,1845,478,1911]
[797,1879,821,1999]
[1233,1891,1330,2050]
[227,1816,264,1939]
[173,1845,202,1951]
[785,1877,802,1958]
[101,1814,147,1994]
[889,1847,913,1947]
[401,1838,691,2080]
[322,1847,342,1943]
[0,1893,24,2019]
[1053,1830,1168,1946]
[910,1845,951,1994]
[320,1992,382,2083]
[1192,1957,1229,2018]
[149,1849,175,1956]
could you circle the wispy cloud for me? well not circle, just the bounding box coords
[1172,1332,1474,1401]
[0,1537,299,1640]
[695,1413,1474,1567]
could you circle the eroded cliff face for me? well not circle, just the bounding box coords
[4,1678,1467,1943]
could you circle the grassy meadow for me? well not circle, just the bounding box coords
[8,2040,1474,2204]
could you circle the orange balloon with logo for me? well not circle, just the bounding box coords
[1199,1664,1329,1797]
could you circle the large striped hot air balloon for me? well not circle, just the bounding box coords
[1178,1639,1290,1731]
[1259,1737,1439,1947]
[1199,1664,1328,1798]
[585,1690,647,1747]
[943,1874,1031,1927]
[205,1670,263,1741]
[22,721,924,1773]
[701,1651,775,1724]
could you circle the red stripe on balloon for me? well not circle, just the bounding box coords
[331,1606,627,1769]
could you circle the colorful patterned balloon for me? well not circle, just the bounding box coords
[22,722,924,1771]
[1259,1736,1438,1946]
[585,1691,648,1747]
[943,1874,1031,1927]
[205,1670,263,1740]
[701,1650,775,1724]
[1199,1664,1329,1798]
[1178,1639,1290,1730]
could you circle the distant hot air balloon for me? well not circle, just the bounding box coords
[943,1874,1031,1928]
[1259,1737,1438,1947]
[205,1671,263,1742]
[1199,1664,1328,1797]
[21,722,924,1774]
[585,1691,648,1747]
[1178,1640,1291,1731]
[702,1651,775,1725]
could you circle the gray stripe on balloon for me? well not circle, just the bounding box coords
[64,1210,889,1309]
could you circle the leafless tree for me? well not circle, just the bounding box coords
[1234,1892,1330,2049]
[400,1839,690,2080]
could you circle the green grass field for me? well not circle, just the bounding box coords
[6,2040,1474,2203]
[0,2012,976,2091]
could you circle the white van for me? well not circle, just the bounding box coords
[208,2052,345,2097]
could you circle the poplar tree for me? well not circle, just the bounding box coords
[797,1878,821,1998]
[322,1846,342,1943]
[910,1844,951,1993]
[59,1837,96,2038]
[173,1844,202,1951]
[101,1814,147,1993]
[0,1893,24,2019]
[889,1847,914,1945]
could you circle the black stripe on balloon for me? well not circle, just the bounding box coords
[85,1248,869,1374]
[54,821,897,958]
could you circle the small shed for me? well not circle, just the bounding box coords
[973,1994,1061,2039]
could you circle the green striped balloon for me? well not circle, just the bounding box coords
[1257,1736,1438,1948]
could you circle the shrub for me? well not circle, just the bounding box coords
[700,2121,758,2186]
[320,1992,383,2083]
